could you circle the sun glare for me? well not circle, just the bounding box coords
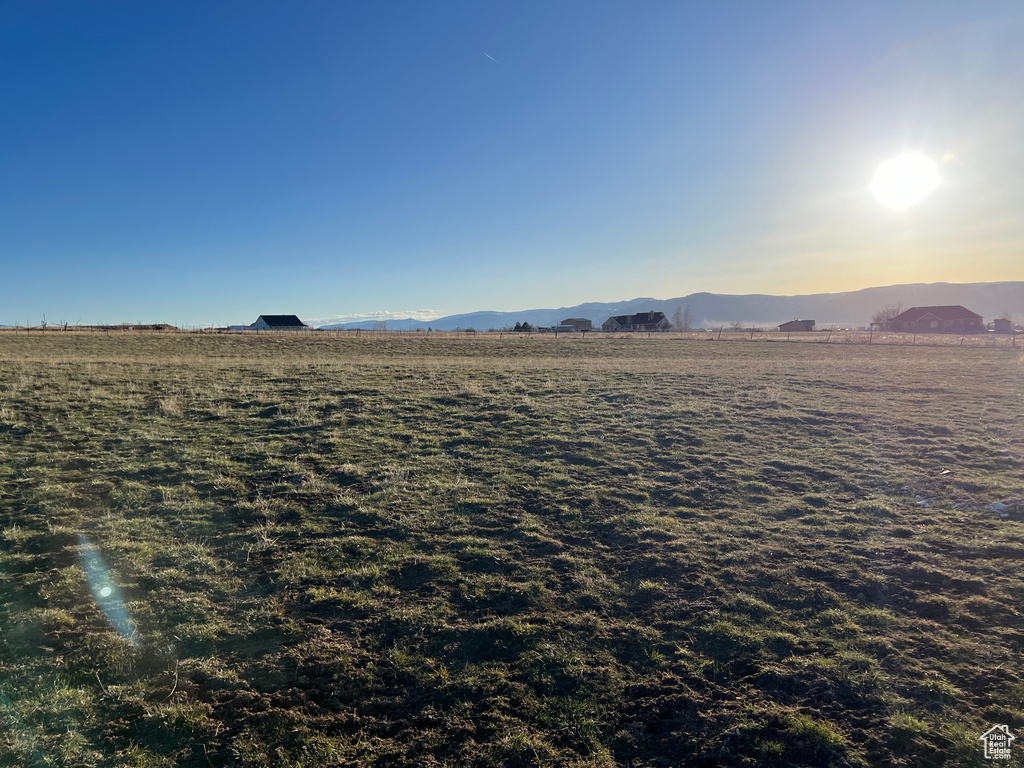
[871,153,939,210]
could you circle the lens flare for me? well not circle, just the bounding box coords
[78,535,138,647]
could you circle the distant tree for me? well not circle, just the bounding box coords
[676,305,694,331]
[514,322,522,331]
[672,306,684,330]
[996,310,1013,321]
[871,302,905,329]
[372,320,387,331]
[728,320,744,331]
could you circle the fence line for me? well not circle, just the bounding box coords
[0,325,1019,348]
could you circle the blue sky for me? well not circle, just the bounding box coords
[3,1,1023,326]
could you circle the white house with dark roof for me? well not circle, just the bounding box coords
[249,315,309,331]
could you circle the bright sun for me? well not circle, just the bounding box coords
[871,153,939,210]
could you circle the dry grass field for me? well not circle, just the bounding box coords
[1,332,1022,767]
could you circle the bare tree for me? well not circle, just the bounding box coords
[996,310,1013,321]
[372,320,388,331]
[871,302,904,330]
[672,304,695,331]
[728,320,744,331]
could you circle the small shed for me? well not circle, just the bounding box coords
[556,318,593,332]
[250,315,309,331]
[993,318,1013,334]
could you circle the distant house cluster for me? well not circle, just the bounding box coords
[507,313,673,333]
[236,305,1017,335]
[505,305,1016,335]
[770,306,1014,334]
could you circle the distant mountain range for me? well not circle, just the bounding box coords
[317,281,1024,331]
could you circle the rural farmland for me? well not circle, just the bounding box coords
[1,333,1022,767]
